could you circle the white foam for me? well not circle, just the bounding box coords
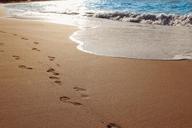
[71,18,192,60]
[4,2,192,60]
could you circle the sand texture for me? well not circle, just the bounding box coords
[0,5,7,16]
[1,17,192,128]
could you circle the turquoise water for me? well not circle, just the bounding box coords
[4,0,192,60]
[6,0,192,15]
[5,0,192,26]
[86,0,192,14]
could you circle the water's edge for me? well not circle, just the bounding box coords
[3,2,192,60]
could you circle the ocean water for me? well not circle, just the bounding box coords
[4,0,192,60]
[5,0,192,26]
[5,0,192,14]
[86,0,192,14]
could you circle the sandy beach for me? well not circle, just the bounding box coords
[1,7,192,128]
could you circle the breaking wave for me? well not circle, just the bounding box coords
[92,12,192,26]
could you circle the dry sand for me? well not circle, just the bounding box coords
[1,14,192,128]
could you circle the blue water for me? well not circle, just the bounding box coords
[4,0,192,60]
[6,0,192,15]
[85,0,192,14]
[5,0,192,26]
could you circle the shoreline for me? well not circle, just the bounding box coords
[1,5,192,128]
[3,2,192,60]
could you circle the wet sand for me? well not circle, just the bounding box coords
[0,4,6,16]
[1,16,192,128]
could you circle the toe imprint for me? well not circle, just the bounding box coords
[73,87,86,91]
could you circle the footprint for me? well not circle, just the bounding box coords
[49,76,59,79]
[107,123,121,128]
[68,101,82,106]
[53,72,59,76]
[73,87,86,91]
[0,43,4,46]
[21,37,28,40]
[26,67,33,70]
[47,68,55,73]
[60,96,70,102]
[48,56,55,61]
[18,65,33,70]
[33,42,39,45]
[18,65,26,69]
[60,96,82,106]
[0,50,4,53]
[12,55,20,60]
[32,48,40,52]
[56,64,60,67]
[80,94,89,98]
[12,33,17,36]
[0,31,6,33]
[54,80,62,85]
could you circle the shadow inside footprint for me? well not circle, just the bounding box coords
[107,123,121,128]
[49,76,59,79]
[21,37,28,40]
[12,34,17,36]
[32,48,40,52]
[60,96,82,106]
[60,96,70,102]
[73,87,86,91]
[0,50,4,53]
[47,68,55,73]
[54,80,62,85]
[33,42,39,45]
[56,64,60,67]
[53,72,59,76]
[48,56,55,61]
[18,65,26,69]
[12,55,20,60]
[0,31,6,33]
[80,94,89,99]
[18,65,33,70]
[69,101,83,106]
[26,67,33,70]
[0,43,4,46]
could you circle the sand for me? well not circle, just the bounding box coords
[0,4,7,16]
[1,13,192,128]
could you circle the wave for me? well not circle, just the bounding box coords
[63,11,192,26]
[5,1,192,27]
[39,10,192,26]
